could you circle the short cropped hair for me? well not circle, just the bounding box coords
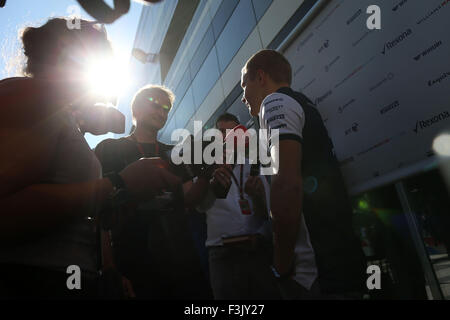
[215,113,240,127]
[131,84,175,121]
[242,49,292,85]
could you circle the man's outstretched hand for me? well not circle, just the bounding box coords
[119,158,181,200]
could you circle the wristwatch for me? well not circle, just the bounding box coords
[104,172,129,208]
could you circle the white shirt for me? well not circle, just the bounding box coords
[259,91,318,290]
[197,162,271,247]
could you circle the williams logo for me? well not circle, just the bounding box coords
[338,98,356,114]
[393,0,409,12]
[294,65,305,77]
[413,111,450,133]
[382,29,412,54]
[325,56,340,72]
[347,8,362,25]
[303,78,316,91]
[297,33,314,51]
[345,123,359,136]
[315,90,333,105]
[428,72,450,87]
[380,100,400,115]
[369,73,394,92]
[318,40,330,54]
[414,41,442,61]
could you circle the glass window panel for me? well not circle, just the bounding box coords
[403,170,450,299]
[252,0,272,21]
[208,0,224,22]
[175,87,196,130]
[215,0,256,73]
[165,0,210,88]
[227,94,251,126]
[189,26,215,80]
[159,118,175,144]
[191,49,220,109]
[350,182,432,299]
[174,69,191,105]
[211,0,239,40]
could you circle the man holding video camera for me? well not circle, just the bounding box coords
[0,18,181,299]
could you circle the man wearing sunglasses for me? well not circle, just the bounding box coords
[95,85,210,299]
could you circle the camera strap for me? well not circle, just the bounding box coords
[129,134,159,157]
[229,164,245,200]
[230,164,252,215]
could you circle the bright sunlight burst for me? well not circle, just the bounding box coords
[84,48,130,101]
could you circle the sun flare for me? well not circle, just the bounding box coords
[84,50,130,100]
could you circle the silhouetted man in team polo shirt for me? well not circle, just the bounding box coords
[240,49,366,299]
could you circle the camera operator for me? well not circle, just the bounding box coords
[0,18,180,299]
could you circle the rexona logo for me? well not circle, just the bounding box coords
[413,111,450,133]
[414,40,442,61]
[345,123,359,136]
[380,100,400,115]
[392,0,409,12]
[382,29,412,54]
[428,72,450,87]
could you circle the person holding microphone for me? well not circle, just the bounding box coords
[191,113,280,300]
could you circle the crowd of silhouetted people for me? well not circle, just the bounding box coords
[0,17,367,300]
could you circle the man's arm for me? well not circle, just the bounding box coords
[183,165,232,209]
[0,178,113,245]
[244,176,269,218]
[0,158,181,245]
[270,140,303,275]
[183,177,210,209]
[0,77,90,126]
[0,77,91,196]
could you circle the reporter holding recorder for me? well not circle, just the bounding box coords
[189,113,280,300]
[0,17,180,299]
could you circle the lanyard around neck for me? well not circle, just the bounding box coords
[130,134,159,158]
[230,164,244,200]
